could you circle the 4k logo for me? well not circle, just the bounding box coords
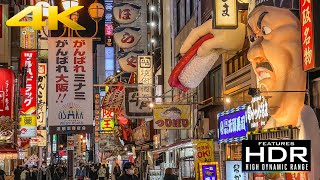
[6,6,85,30]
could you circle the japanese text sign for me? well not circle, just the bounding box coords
[212,0,238,29]
[217,104,248,144]
[137,55,153,102]
[153,104,191,129]
[226,161,248,180]
[113,3,141,24]
[19,115,37,137]
[193,140,215,180]
[199,162,220,180]
[246,96,268,131]
[0,68,14,118]
[48,37,93,134]
[124,87,153,118]
[20,17,37,49]
[114,27,141,49]
[300,0,320,71]
[20,51,37,115]
[118,51,144,73]
[37,63,47,129]
[100,118,115,132]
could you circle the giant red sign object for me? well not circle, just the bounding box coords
[300,0,320,71]
[0,68,14,117]
[20,51,37,115]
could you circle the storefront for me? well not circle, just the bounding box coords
[217,104,249,178]
[0,143,18,176]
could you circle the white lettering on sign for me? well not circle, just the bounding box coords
[220,115,246,135]
[247,96,268,129]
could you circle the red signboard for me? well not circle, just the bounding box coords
[300,0,320,71]
[0,69,14,117]
[105,24,113,36]
[286,172,308,180]
[20,51,37,115]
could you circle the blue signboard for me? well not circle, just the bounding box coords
[217,104,248,144]
[200,162,220,180]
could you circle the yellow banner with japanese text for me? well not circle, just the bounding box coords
[19,115,37,126]
[193,140,214,180]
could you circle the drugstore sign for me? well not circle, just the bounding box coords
[6,6,85,30]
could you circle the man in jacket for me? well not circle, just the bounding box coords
[117,163,138,180]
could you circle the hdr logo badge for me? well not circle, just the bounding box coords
[241,140,311,172]
[6,6,85,30]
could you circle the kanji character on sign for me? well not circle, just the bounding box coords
[75,74,85,82]
[303,0,311,6]
[74,82,86,91]
[73,40,86,48]
[302,6,311,26]
[56,74,69,83]
[56,49,68,56]
[56,40,68,47]
[74,56,86,64]
[56,65,69,73]
[56,84,68,92]
[304,47,313,65]
[75,92,85,100]
[74,48,86,56]
[222,1,230,17]
[303,27,311,46]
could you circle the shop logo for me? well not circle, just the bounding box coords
[58,103,84,121]
[242,140,311,172]
[6,6,85,30]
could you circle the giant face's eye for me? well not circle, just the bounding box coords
[262,26,272,35]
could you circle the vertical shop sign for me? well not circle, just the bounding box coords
[193,140,214,180]
[20,16,37,49]
[94,93,100,142]
[0,68,14,117]
[137,55,153,101]
[212,0,238,29]
[105,47,114,78]
[36,130,47,146]
[300,0,320,71]
[100,109,115,132]
[105,0,114,79]
[199,162,220,180]
[67,135,75,150]
[48,38,93,134]
[37,63,47,129]
[226,161,248,180]
[20,51,37,137]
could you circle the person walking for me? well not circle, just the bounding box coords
[37,163,52,180]
[97,165,106,180]
[75,164,86,180]
[117,163,138,180]
[28,167,37,180]
[105,164,110,180]
[20,167,29,180]
[14,166,22,180]
[112,164,121,180]
[163,168,177,180]
[0,167,6,180]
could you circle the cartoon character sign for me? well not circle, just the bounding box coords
[169,0,320,179]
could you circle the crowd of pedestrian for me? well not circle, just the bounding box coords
[2,162,141,180]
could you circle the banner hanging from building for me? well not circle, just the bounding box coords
[48,37,93,134]
[37,63,47,129]
[0,68,15,141]
[20,51,37,138]
[226,161,248,180]
[193,140,215,180]
[217,104,248,144]
[153,104,191,129]
[300,0,320,71]
[137,55,153,108]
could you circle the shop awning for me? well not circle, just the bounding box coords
[0,143,18,160]
[152,140,193,154]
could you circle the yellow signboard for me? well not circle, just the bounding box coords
[37,130,47,147]
[193,140,215,180]
[153,104,191,129]
[19,115,37,126]
[100,118,115,131]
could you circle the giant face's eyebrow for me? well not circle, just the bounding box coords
[257,12,269,29]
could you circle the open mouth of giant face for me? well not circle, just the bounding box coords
[255,61,274,84]
[168,34,216,92]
